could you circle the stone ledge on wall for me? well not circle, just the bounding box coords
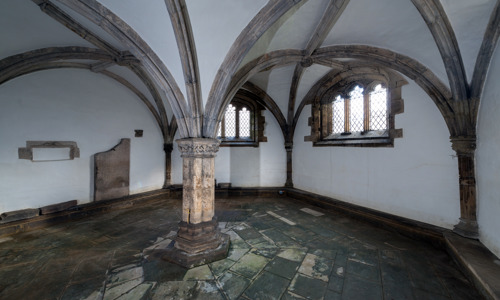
[18,141,80,161]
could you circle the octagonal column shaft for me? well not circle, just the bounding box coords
[163,138,229,268]
[177,138,219,224]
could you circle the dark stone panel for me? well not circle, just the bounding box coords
[94,138,130,202]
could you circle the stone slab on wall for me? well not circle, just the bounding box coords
[94,139,130,202]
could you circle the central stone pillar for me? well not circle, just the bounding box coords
[163,138,229,268]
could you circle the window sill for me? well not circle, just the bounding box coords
[219,140,259,147]
[314,130,393,147]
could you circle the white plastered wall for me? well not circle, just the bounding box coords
[0,69,165,213]
[211,110,286,187]
[476,45,500,258]
[293,80,460,229]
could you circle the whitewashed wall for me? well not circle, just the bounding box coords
[293,80,460,229]
[476,46,500,258]
[0,69,165,213]
[194,110,287,187]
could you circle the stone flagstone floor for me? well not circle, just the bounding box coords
[0,196,483,300]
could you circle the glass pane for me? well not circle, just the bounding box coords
[239,107,251,138]
[370,84,387,130]
[332,95,345,134]
[217,121,221,138]
[349,86,364,132]
[225,104,236,138]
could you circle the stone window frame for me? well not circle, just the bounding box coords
[218,98,266,147]
[307,70,406,147]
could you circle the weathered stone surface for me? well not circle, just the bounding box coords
[177,138,219,224]
[297,253,333,282]
[40,200,77,215]
[230,252,269,279]
[94,138,130,202]
[163,233,230,269]
[174,218,222,253]
[0,208,39,223]
[0,196,485,300]
[164,138,230,268]
[183,265,213,281]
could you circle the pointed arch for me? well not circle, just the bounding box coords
[57,0,192,137]
[203,0,309,138]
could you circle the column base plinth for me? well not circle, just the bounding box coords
[453,218,479,239]
[162,218,230,268]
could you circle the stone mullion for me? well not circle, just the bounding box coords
[451,136,479,239]
[164,138,229,268]
[344,97,350,133]
[221,116,226,139]
[364,92,370,131]
[235,106,241,139]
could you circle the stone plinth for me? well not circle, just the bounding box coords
[163,138,229,268]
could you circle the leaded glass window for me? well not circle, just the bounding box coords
[224,104,236,138]
[369,84,387,130]
[239,107,250,138]
[311,67,405,147]
[217,100,265,146]
[332,95,345,134]
[327,84,388,136]
[349,86,364,132]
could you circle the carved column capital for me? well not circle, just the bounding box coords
[176,138,220,158]
[284,142,293,152]
[450,136,476,156]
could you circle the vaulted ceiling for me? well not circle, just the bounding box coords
[1,0,498,142]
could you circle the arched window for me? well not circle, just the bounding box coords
[331,84,389,135]
[306,68,406,147]
[217,98,267,147]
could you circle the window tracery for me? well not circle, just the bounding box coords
[217,98,266,147]
[305,68,406,147]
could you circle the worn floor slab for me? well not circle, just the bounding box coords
[0,196,484,299]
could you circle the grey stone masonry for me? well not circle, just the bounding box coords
[163,138,230,268]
